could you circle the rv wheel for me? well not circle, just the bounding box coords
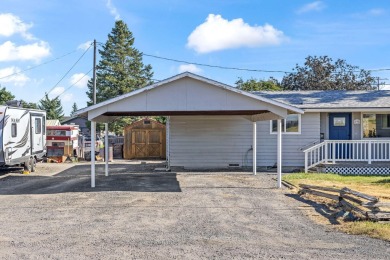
[30,158,36,172]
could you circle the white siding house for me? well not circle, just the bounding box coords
[76,73,390,186]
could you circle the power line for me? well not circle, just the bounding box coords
[0,49,80,80]
[45,43,92,96]
[97,40,390,75]
[142,53,290,73]
[55,68,93,99]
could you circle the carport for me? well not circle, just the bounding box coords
[76,72,303,188]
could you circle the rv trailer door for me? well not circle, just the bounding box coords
[30,114,45,155]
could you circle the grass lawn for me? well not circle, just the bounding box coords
[283,173,390,241]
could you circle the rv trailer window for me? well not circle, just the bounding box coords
[42,117,46,135]
[11,123,17,137]
[35,118,42,134]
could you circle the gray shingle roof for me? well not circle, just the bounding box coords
[253,90,390,109]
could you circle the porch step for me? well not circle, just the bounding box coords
[320,163,390,176]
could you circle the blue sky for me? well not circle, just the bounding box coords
[0,0,390,115]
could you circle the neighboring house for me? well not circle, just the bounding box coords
[61,116,89,137]
[76,72,390,178]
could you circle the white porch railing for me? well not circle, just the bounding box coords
[303,140,390,173]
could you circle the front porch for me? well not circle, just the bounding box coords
[304,140,390,175]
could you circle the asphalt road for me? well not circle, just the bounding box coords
[0,162,388,259]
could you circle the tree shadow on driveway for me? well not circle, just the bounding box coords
[0,164,181,195]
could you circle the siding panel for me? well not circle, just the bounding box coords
[170,113,320,169]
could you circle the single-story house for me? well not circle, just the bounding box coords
[76,72,390,187]
[61,116,90,136]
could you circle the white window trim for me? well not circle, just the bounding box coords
[270,114,302,135]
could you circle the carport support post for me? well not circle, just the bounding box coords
[277,119,282,188]
[252,121,257,175]
[105,123,109,177]
[91,121,96,188]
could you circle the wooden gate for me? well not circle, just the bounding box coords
[123,118,166,159]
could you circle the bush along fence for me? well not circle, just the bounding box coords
[298,184,390,222]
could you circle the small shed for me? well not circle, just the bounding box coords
[123,118,166,159]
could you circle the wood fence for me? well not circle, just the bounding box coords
[298,184,390,222]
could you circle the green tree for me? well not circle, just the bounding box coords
[86,20,154,134]
[38,94,64,120]
[235,77,282,91]
[281,56,376,90]
[70,102,78,117]
[0,86,15,104]
[21,100,38,109]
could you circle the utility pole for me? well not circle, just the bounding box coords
[91,39,97,188]
[377,77,389,90]
[93,39,97,105]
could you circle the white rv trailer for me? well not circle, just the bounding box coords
[0,105,46,171]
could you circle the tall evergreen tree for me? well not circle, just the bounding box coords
[70,102,78,116]
[38,94,64,120]
[0,86,15,105]
[86,20,154,134]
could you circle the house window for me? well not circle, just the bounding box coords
[362,113,390,138]
[270,114,301,134]
[11,123,17,137]
[35,118,41,134]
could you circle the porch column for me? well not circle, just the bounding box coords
[105,123,109,177]
[91,121,96,188]
[253,121,257,175]
[277,119,282,188]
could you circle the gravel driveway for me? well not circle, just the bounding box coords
[0,162,388,259]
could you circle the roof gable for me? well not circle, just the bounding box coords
[76,72,303,122]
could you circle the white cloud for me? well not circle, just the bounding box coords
[178,64,203,74]
[48,86,73,102]
[48,86,64,98]
[297,1,325,14]
[106,0,120,20]
[78,40,92,50]
[368,8,385,16]
[0,13,34,40]
[61,93,73,102]
[187,14,286,53]
[0,41,50,62]
[0,66,30,86]
[70,73,90,88]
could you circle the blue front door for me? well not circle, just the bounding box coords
[329,113,352,140]
[329,113,352,159]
